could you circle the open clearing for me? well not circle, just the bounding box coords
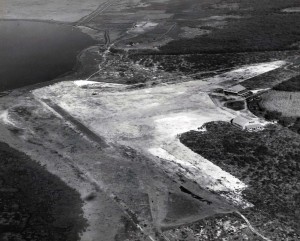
[3,60,285,240]
[32,61,283,208]
[282,7,300,13]
[1,0,300,239]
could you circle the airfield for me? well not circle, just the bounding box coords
[0,0,300,240]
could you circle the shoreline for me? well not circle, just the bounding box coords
[0,19,103,94]
[0,16,106,240]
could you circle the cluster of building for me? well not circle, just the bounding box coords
[213,84,265,131]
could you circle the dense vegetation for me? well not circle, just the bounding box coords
[160,8,300,54]
[0,142,86,241]
[224,100,245,111]
[273,75,300,91]
[180,122,300,238]
[129,51,287,77]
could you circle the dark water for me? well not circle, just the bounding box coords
[0,20,96,92]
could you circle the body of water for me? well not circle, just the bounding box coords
[0,20,96,91]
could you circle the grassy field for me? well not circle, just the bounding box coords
[180,122,300,240]
[261,90,300,117]
[247,76,300,134]
[248,93,300,134]
[273,75,300,91]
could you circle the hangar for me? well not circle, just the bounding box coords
[224,84,251,97]
[232,116,264,131]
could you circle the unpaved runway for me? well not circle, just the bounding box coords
[0,92,234,241]
[0,60,286,240]
[33,60,285,208]
[42,98,108,148]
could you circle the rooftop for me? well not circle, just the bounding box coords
[233,115,259,126]
[225,84,246,93]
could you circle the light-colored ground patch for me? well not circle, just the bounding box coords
[32,61,284,207]
[211,3,240,10]
[179,27,211,38]
[198,15,246,29]
[0,110,16,127]
[0,106,128,241]
[201,20,227,29]
[77,26,104,41]
[148,143,249,207]
[281,7,300,13]
[74,80,100,86]
[200,15,245,21]
[251,88,270,94]
[218,60,286,85]
[74,79,127,88]
[128,21,158,34]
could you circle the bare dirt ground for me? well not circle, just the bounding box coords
[33,61,285,200]
[30,61,284,238]
[0,91,234,241]
[0,56,290,240]
[1,0,300,240]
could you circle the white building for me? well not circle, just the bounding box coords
[232,116,264,131]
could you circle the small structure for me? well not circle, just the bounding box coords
[224,84,251,97]
[232,116,264,131]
